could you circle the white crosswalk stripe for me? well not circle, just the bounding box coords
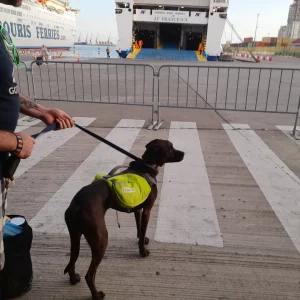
[15,116,41,132]
[155,122,223,247]
[9,118,300,250]
[223,123,300,253]
[276,125,300,145]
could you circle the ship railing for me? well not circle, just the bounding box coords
[14,61,300,137]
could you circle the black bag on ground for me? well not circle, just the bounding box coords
[35,56,43,66]
[2,215,33,299]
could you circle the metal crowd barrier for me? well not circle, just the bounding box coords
[14,61,33,99]
[15,61,156,123]
[14,61,300,137]
[157,65,300,136]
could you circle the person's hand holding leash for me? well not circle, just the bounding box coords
[40,108,75,130]
[19,94,75,130]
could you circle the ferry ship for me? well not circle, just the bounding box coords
[0,0,80,50]
[115,0,229,61]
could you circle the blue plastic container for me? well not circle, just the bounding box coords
[3,221,24,240]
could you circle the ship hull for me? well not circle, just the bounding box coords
[0,1,77,50]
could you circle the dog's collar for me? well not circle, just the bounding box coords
[129,160,159,177]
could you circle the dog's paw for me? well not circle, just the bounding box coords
[139,248,150,257]
[70,273,81,285]
[93,291,105,300]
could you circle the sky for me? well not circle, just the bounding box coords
[69,0,291,44]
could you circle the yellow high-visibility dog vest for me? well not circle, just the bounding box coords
[93,172,151,209]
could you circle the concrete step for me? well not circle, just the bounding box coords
[135,49,198,61]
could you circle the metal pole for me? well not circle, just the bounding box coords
[292,95,300,138]
[254,14,260,45]
[156,71,160,125]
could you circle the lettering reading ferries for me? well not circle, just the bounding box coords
[0,21,60,40]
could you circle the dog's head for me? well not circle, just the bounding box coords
[142,139,185,167]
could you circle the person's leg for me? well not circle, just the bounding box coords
[0,179,6,300]
[0,269,4,300]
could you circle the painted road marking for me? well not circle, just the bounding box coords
[155,121,223,247]
[15,117,41,132]
[276,125,300,145]
[276,125,300,131]
[223,123,300,253]
[29,119,145,234]
[14,117,96,179]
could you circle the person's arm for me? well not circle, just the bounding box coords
[19,93,44,120]
[19,93,75,129]
[0,131,35,159]
[0,131,17,152]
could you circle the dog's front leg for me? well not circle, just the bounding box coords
[138,209,151,257]
[135,209,149,245]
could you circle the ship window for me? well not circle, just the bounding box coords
[117,2,130,9]
[11,10,16,15]
[0,7,3,12]
[4,8,10,13]
[164,6,178,10]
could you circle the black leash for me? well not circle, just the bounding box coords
[3,123,57,180]
[74,123,142,162]
[5,122,145,180]
[31,123,57,139]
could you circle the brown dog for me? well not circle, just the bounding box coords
[63,139,185,300]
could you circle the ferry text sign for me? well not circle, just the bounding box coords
[153,10,188,23]
[134,9,208,25]
[0,21,62,42]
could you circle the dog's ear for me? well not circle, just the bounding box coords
[145,139,161,149]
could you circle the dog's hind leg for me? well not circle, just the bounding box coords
[135,209,149,245]
[64,212,82,285]
[84,224,108,300]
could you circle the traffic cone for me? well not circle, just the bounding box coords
[77,55,81,62]
[34,55,37,60]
